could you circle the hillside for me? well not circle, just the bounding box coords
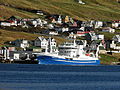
[0,29,68,46]
[0,0,120,21]
[0,29,39,46]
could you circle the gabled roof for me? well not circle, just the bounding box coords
[8,16,22,20]
[114,35,120,39]
[37,37,45,41]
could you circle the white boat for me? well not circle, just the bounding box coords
[37,37,100,65]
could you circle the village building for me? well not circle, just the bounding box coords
[112,20,120,28]
[0,21,11,26]
[0,47,10,60]
[51,18,57,23]
[57,15,62,24]
[96,35,104,40]
[102,27,115,33]
[110,41,120,50]
[34,37,48,49]
[47,24,54,29]
[62,27,69,32]
[94,21,103,28]
[11,39,30,50]
[85,32,97,41]
[34,37,57,53]
[49,29,58,35]
[64,16,70,23]
[78,0,85,4]
[112,35,120,43]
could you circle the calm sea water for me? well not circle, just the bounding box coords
[0,64,120,90]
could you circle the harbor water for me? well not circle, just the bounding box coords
[0,64,120,90]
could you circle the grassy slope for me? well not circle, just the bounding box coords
[0,29,39,46]
[100,54,120,65]
[0,0,120,20]
[0,29,67,46]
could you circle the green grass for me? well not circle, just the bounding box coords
[0,29,39,45]
[0,0,120,20]
[98,32,116,40]
[115,29,120,33]
[99,54,119,65]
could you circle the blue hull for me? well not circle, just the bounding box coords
[37,55,100,65]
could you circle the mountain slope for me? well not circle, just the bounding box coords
[0,0,120,20]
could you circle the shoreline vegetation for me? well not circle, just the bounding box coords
[100,53,120,65]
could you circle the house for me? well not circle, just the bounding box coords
[47,24,54,29]
[0,47,10,60]
[57,15,62,24]
[34,37,57,53]
[112,20,120,28]
[78,0,85,4]
[49,29,58,35]
[0,21,11,26]
[30,19,38,27]
[62,27,69,32]
[110,41,120,50]
[48,37,57,53]
[97,35,104,40]
[72,21,77,27]
[36,18,43,27]
[30,10,47,15]
[7,16,22,26]
[94,21,103,28]
[110,41,116,49]
[34,37,48,49]
[76,30,90,36]
[64,16,70,23]
[42,20,47,25]
[7,16,22,21]
[11,39,30,49]
[36,10,44,15]
[85,32,97,41]
[8,20,17,26]
[102,27,115,33]
[51,18,57,23]
[112,35,120,43]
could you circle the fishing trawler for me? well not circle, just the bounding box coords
[37,37,100,65]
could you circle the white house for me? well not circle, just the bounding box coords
[42,20,47,25]
[31,20,38,27]
[112,35,120,43]
[49,30,58,35]
[62,27,69,32]
[36,10,44,15]
[47,24,54,29]
[85,32,97,41]
[0,21,11,26]
[94,21,103,28]
[36,18,43,27]
[34,37,57,53]
[112,20,120,28]
[78,0,85,4]
[57,15,62,24]
[12,39,29,49]
[34,37,48,49]
[110,41,120,50]
[97,35,104,40]
[20,40,29,49]
[48,37,57,53]
[10,20,18,26]
[102,27,115,33]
